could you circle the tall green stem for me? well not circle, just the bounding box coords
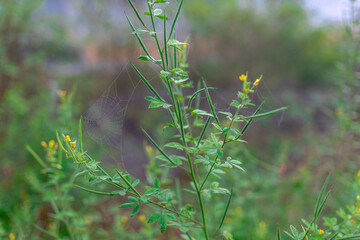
[186,153,209,239]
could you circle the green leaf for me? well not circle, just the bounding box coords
[119,202,137,209]
[26,145,47,168]
[132,63,165,102]
[243,107,287,120]
[78,117,83,153]
[126,0,148,30]
[148,212,162,223]
[154,0,168,4]
[134,28,149,34]
[168,39,188,51]
[191,109,213,117]
[138,55,153,61]
[203,80,221,126]
[131,205,140,217]
[73,184,116,196]
[142,129,178,166]
[126,16,151,59]
[164,142,184,150]
[145,96,171,108]
[128,196,138,203]
[153,177,160,189]
[153,8,163,16]
[168,0,184,40]
[159,214,167,233]
[188,87,216,110]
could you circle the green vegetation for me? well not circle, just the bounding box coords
[0,0,359,239]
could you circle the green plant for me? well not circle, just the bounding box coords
[57,0,286,239]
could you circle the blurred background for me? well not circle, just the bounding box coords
[1,0,360,239]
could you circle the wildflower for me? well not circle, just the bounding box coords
[71,141,76,148]
[48,222,55,230]
[225,217,232,224]
[145,145,153,155]
[335,108,342,117]
[259,221,266,229]
[254,78,261,87]
[138,214,146,222]
[40,141,47,148]
[64,135,71,142]
[121,216,129,223]
[319,229,325,234]
[57,90,67,97]
[49,140,55,149]
[8,233,15,240]
[239,74,246,81]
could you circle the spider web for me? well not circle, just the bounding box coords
[82,63,141,172]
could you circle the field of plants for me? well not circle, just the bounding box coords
[1,0,360,239]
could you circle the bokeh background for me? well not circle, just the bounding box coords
[1,0,360,239]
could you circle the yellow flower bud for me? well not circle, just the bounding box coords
[239,74,246,81]
[259,221,266,229]
[70,141,76,148]
[121,216,128,223]
[48,140,55,149]
[145,145,153,155]
[9,233,15,240]
[254,78,261,86]
[40,141,47,148]
[138,214,146,222]
[57,90,67,97]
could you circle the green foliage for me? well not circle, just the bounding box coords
[58,1,286,239]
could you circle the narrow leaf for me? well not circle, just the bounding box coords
[78,117,83,153]
[218,188,233,231]
[243,107,287,120]
[188,87,216,110]
[131,63,164,101]
[26,145,47,168]
[203,80,221,126]
[168,0,184,40]
[142,129,177,166]
[126,0,148,30]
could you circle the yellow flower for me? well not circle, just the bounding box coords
[239,74,246,81]
[121,216,129,223]
[145,145,153,155]
[254,78,261,87]
[70,141,76,148]
[138,214,146,222]
[335,108,342,116]
[57,90,67,97]
[243,88,248,94]
[40,141,47,148]
[8,233,15,240]
[259,221,266,229]
[319,229,325,234]
[48,140,55,149]
[64,135,71,142]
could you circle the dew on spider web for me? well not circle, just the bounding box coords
[81,63,150,179]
